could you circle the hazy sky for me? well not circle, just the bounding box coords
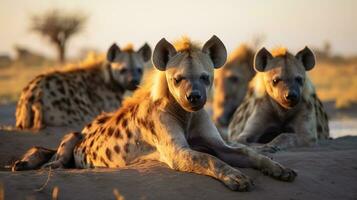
[0,0,356,59]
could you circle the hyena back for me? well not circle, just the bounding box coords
[15,43,151,130]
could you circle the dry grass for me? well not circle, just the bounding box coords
[0,52,104,104]
[0,54,356,109]
[309,61,357,108]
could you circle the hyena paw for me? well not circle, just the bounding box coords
[12,160,29,171]
[221,169,254,191]
[41,160,64,169]
[261,162,297,182]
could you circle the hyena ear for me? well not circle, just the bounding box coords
[254,47,273,72]
[296,46,315,71]
[152,38,177,71]
[138,43,152,62]
[107,43,121,62]
[202,35,227,69]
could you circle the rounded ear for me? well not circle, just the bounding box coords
[107,43,121,62]
[152,38,177,71]
[254,47,272,72]
[295,46,315,71]
[202,35,227,69]
[137,43,152,62]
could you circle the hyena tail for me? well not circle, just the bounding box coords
[15,93,44,130]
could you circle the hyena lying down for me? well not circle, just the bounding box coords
[228,47,329,152]
[13,36,296,191]
[15,43,151,130]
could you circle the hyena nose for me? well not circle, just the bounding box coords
[285,91,298,102]
[130,78,140,86]
[186,91,202,104]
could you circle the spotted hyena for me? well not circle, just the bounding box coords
[228,47,329,152]
[213,45,256,129]
[15,43,151,130]
[13,36,296,191]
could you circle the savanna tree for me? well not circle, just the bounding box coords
[30,9,87,63]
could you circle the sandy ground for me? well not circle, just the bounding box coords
[1,103,357,200]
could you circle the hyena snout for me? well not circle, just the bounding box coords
[127,74,142,90]
[284,89,300,106]
[186,90,202,104]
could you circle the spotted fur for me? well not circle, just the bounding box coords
[228,47,329,152]
[16,43,151,130]
[13,37,297,191]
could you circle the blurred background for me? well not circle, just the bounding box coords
[0,0,356,134]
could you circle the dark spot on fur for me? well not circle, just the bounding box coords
[115,112,125,124]
[124,143,129,153]
[58,86,65,95]
[147,121,156,135]
[28,95,34,102]
[85,123,92,129]
[106,127,114,137]
[114,145,120,154]
[114,129,122,139]
[100,157,109,167]
[130,105,138,116]
[126,129,132,139]
[121,118,128,127]
[89,140,94,147]
[106,148,112,161]
[23,85,30,91]
[50,91,56,97]
[97,115,110,124]
[82,146,87,154]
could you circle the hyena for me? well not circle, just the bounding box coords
[228,47,329,152]
[13,36,296,191]
[213,45,256,128]
[15,43,151,130]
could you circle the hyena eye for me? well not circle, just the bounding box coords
[200,74,210,85]
[174,76,183,85]
[272,78,281,86]
[120,68,128,74]
[295,77,303,85]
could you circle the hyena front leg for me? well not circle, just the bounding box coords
[12,147,56,171]
[158,114,252,191]
[260,133,315,152]
[217,144,297,182]
[160,145,254,191]
[42,132,82,169]
[189,111,296,182]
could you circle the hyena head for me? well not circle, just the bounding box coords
[106,43,152,90]
[152,36,227,112]
[213,45,255,127]
[254,47,315,109]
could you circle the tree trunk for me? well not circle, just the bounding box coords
[56,42,66,63]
